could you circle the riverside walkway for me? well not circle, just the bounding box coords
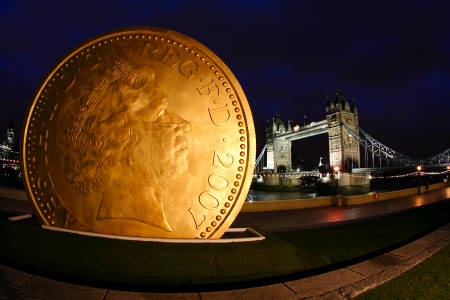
[1,186,449,232]
[233,187,450,232]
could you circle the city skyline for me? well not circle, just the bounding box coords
[1,1,449,161]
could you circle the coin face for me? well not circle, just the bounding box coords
[21,27,255,239]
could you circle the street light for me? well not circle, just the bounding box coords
[416,165,422,172]
[333,165,340,180]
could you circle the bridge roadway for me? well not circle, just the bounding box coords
[1,186,449,232]
[275,119,328,141]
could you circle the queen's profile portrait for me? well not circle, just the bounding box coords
[56,55,191,232]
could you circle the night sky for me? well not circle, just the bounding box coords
[1,1,449,164]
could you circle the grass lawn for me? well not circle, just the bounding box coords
[355,244,450,299]
[0,216,311,287]
[1,200,449,289]
[277,200,450,267]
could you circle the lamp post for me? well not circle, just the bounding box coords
[446,166,450,183]
[332,165,340,196]
[417,165,423,194]
[333,165,340,176]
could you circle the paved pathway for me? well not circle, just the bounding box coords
[233,187,450,232]
[2,187,449,233]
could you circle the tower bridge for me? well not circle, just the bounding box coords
[255,89,449,174]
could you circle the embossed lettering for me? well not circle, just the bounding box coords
[138,42,159,60]
[196,79,219,96]
[60,73,75,93]
[199,191,220,209]
[208,173,229,190]
[49,104,58,121]
[36,175,60,212]
[46,202,53,211]
[85,53,101,70]
[213,150,234,168]
[208,105,230,126]
[179,60,198,80]
[160,47,180,68]
[188,206,206,229]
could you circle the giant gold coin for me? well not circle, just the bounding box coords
[21,27,255,239]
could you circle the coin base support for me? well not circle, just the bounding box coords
[41,223,265,243]
[9,213,265,243]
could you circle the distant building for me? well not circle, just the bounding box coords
[0,122,19,170]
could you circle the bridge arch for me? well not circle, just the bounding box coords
[264,90,360,173]
[277,165,287,173]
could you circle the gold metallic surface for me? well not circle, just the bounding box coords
[21,27,255,239]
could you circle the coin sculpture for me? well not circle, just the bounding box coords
[21,27,255,239]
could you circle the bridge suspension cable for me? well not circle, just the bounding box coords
[341,122,449,167]
[254,144,267,174]
[424,148,450,165]
[341,122,414,167]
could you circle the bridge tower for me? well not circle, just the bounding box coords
[265,114,292,173]
[326,89,360,171]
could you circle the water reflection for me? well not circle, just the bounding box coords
[246,189,317,202]
[246,181,429,202]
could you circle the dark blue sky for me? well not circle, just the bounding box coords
[1,0,449,161]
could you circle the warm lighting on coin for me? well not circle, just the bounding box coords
[21,27,255,239]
